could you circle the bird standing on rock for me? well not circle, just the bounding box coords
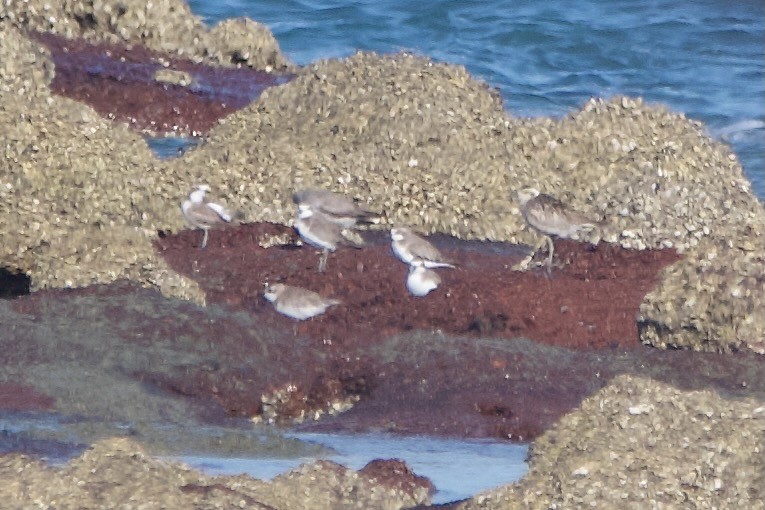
[390,226,455,269]
[514,187,599,269]
[181,185,232,248]
[294,206,362,272]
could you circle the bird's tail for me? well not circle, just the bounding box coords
[206,202,234,223]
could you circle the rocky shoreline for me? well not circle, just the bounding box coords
[1,0,763,508]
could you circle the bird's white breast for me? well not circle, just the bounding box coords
[295,218,336,251]
[407,267,440,296]
[392,239,414,264]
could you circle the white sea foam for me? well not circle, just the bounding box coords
[716,119,765,142]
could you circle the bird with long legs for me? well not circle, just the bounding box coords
[294,205,363,272]
[180,185,232,248]
[514,187,599,270]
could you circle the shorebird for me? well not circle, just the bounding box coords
[406,258,442,297]
[390,226,455,268]
[263,283,340,320]
[292,188,379,229]
[181,185,232,248]
[515,187,599,269]
[294,206,361,272]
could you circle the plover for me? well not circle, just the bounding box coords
[406,258,442,297]
[181,185,232,248]
[390,226,455,268]
[293,188,379,229]
[263,283,340,320]
[294,206,361,272]
[515,187,599,268]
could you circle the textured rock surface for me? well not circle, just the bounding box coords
[1,7,762,351]
[458,374,765,510]
[157,224,680,352]
[0,24,202,301]
[0,0,291,71]
[2,282,762,507]
[0,2,763,507]
[172,52,765,354]
[2,275,762,446]
[0,438,430,509]
[639,240,765,354]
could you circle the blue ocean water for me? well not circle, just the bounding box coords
[186,0,764,198]
[179,432,528,504]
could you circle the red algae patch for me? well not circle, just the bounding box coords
[1,254,762,443]
[156,222,681,350]
[149,223,704,440]
[31,32,292,135]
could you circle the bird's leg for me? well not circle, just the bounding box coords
[201,228,209,249]
[513,256,532,271]
[318,249,329,272]
[545,236,555,267]
[513,237,546,270]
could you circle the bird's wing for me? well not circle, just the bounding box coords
[320,195,375,219]
[296,216,343,249]
[296,188,376,219]
[545,195,597,226]
[410,235,448,262]
[532,194,570,216]
[312,216,344,241]
[184,202,230,227]
[527,194,598,235]
[291,287,337,309]
[205,202,233,222]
